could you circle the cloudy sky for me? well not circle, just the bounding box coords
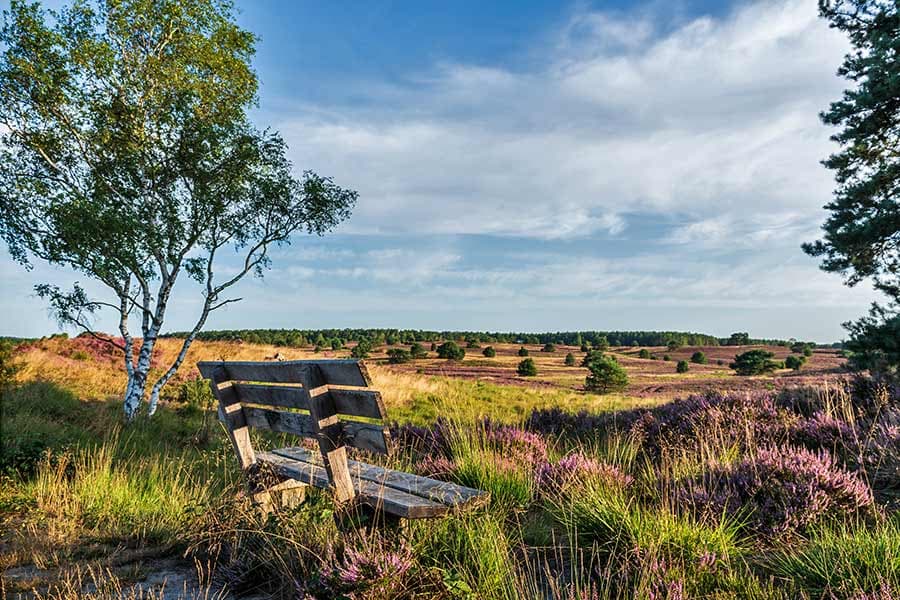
[0,0,883,341]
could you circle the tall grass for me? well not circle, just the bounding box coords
[25,437,221,546]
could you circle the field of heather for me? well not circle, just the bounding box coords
[2,336,899,599]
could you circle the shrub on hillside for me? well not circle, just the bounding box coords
[663,354,671,361]
[466,340,481,349]
[436,341,465,360]
[691,351,707,364]
[350,340,371,359]
[580,343,590,352]
[678,446,874,537]
[564,353,576,366]
[667,340,683,351]
[518,346,529,357]
[581,349,606,367]
[409,342,428,359]
[585,357,628,394]
[638,348,651,359]
[541,343,556,353]
[785,354,806,371]
[517,358,537,376]
[387,348,411,364]
[731,350,780,375]
[482,346,496,358]
[676,360,690,374]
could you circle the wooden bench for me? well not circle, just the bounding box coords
[198,359,488,519]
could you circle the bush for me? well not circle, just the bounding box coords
[730,349,780,375]
[387,348,411,364]
[409,342,428,359]
[585,357,629,394]
[517,358,537,376]
[482,346,496,358]
[466,340,481,349]
[564,353,576,366]
[785,354,806,371]
[678,446,874,537]
[541,343,556,353]
[667,340,683,351]
[518,346,529,357]
[691,351,707,364]
[580,343,590,352]
[437,341,466,360]
[663,354,671,361]
[350,340,371,359]
[582,349,606,367]
[676,360,690,374]
[638,348,651,359]
[330,338,343,351]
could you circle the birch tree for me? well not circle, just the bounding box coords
[0,0,357,419]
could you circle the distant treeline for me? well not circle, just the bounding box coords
[161,328,828,349]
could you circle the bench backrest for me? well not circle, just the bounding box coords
[198,359,390,502]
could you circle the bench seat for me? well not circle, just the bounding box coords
[258,447,488,519]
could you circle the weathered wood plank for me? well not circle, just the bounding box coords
[234,384,385,419]
[257,451,448,518]
[197,360,368,388]
[241,406,389,453]
[272,447,488,509]
[242,406,316,437]
[343,421,390,455]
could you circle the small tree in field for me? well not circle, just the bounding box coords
[785,354,806,371]
[564,353,576,366]
[518,346,529,357]
[585,357,628,394]
[437,341,465,360]
[517,358,537,376]
[0,0,356,419]
[730,350,780,376]
[482,346,496,358]
[676,360,690,374]
[541,343,556,353]
[691,351,707,364]
[387,349,411,364]
[351,340,371,359]
[409,342,428,359]
[638,348,651,359]
[581,349,606,367]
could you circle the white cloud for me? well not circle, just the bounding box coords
[277,0,847,242]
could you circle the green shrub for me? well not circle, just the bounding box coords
[437,341,466,360]
[409,342,428,359]
[564,353,576,366]
[482,346,496,358]
[638,348,651,359]
[580,343,590,352]
[676,360,690,374]
[582,349,606,367]
[803,346,813,357]
[541,343,556,353]
[585,357,628,394]
[667,340,683,351]
[663,354,671,361]
[517,358,537,376]
[387,348,412,364]
[330,338,343,350]
[691,351,707,364]
[730,350,780,375]
[350,340,371,359]
[785,354,806,370]
[466,340,481,349]
[518,347,529,357]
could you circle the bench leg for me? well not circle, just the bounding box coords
[251,479,308,516]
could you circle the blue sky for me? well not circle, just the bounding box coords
[0,0,883,342]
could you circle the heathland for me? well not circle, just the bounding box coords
[1,334,898,599]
